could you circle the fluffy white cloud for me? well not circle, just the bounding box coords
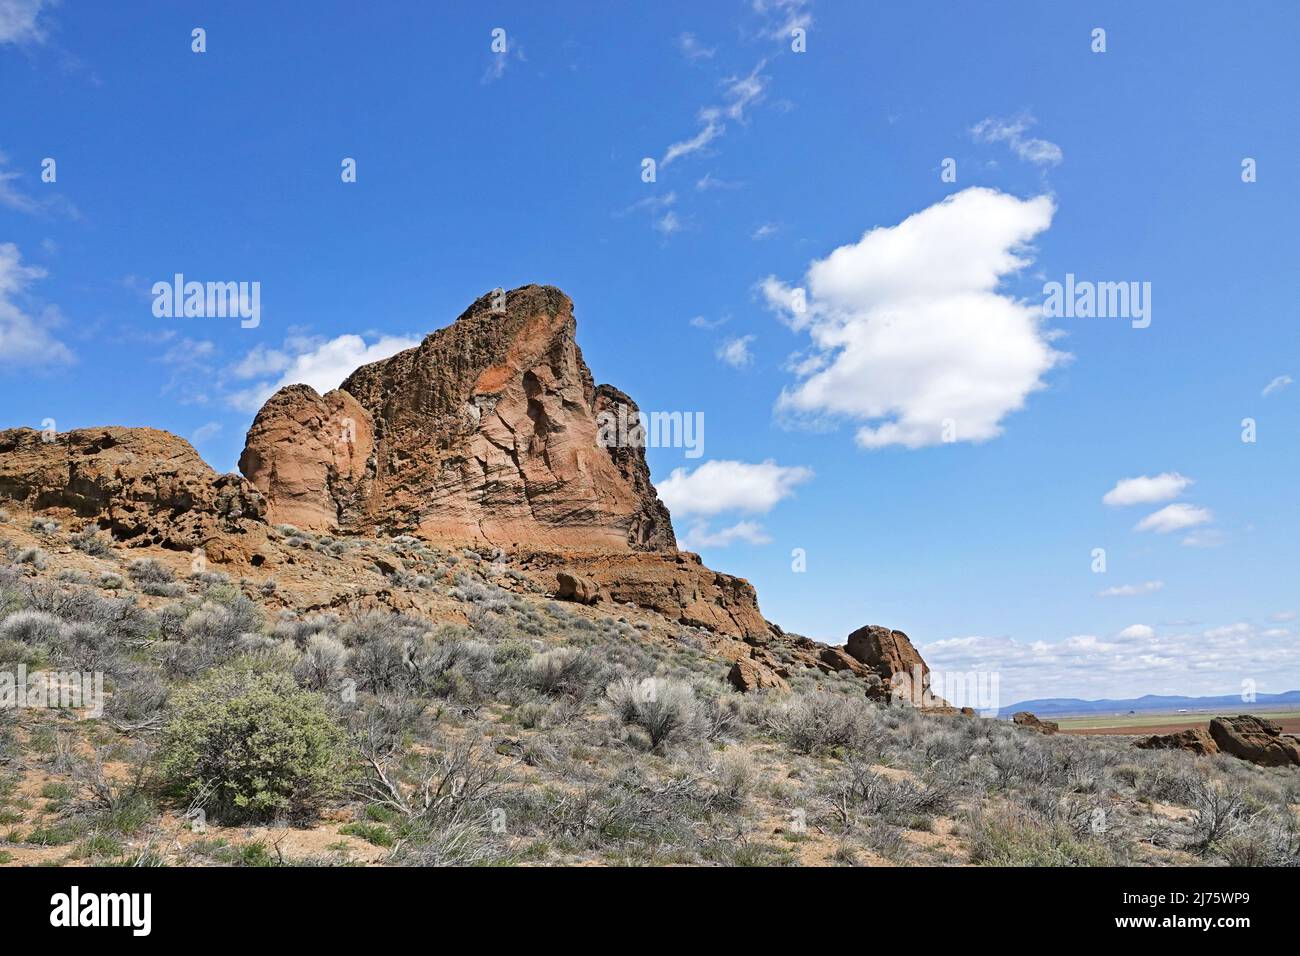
[1102,472,1192,506]
[228,333,418,413]
[1116,624,1155,640]
[922,620,1300,702]
[0,242,73,367]
[970,114,1063,167]
[1135,503,1213,534]
[716,334,755,368]
[1098,581,1164,598]
[657,459,812,517]
[763,187,1062,449]
[680,520,771,549]
[0,0,52,45]
[1262,374,1292,397]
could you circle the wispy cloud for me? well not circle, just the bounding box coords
[1098,580,1164,598]
[675,31,715,62]
[1262,374,1293,397]
[681,519,771,549]
[0,0,55,45]
[716,334,755,368]
[0,241,74,368]
[1134,503,1213,534]
[971,113,1063,167]
[751,222,779,240]
[0,152,79,219]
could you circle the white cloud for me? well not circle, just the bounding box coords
[676,32,715,61]
[763,187,1063,449]
[695,172,741,192]
[1181,528,1227,548]
[663,113,724,167]
[191,422,222,445]
[1270,610,1297,623]
[657,459,812,517]
[0,242,73,368]
[690,314,729,330]
[1134,503,1213,534]
[751,222,779,240]
[716,334,755,368]
[681,520,771,549]
[228,333,418,413]
[1102,472,1192,506]
[752,0,813,41]
[923,619,1300,702]
[1098,580,1164,598]
[0,152,78,219]
[0,0,52,45]
[654,210,682,235]
[1262,374,1292,397]
[1116,624,1155,640]
[970,114,1063,167]
[482,37,525,84]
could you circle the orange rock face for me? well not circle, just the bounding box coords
[240,286,675,552]
[0,426,265,550]
[238,385,375,532]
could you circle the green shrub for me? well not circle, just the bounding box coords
[158,667,348,823]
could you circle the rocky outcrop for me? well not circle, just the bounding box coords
[555,571,601,605]
[846,625,929,685]
[1134,728,1219,756]
[727,656,790,693]
[0,426,265,551]
[843,624,948,706]
[1012,711,1060,735]
[242,286,676,552]
[1209,715,1300,767]
[238,385,374,532]
[525,549,769,639]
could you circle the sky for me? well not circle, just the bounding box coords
[1,1,1297,704]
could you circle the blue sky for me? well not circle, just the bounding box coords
[1,1,1297,702]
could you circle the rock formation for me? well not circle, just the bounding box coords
[1209,715,1300,767]
[0,285,951,693]
[0,426,264,551]
[1134,727,1219,756]
[1012,711,1060,735]
[240,286,674,552]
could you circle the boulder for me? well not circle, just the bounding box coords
[846,625,929,684]
[555,571,601,605]
[1012,711,1059,735]
[238,385,375,532]
[727,656,790,693]
[1208,715,1300,767]
[1134,728,1219,756]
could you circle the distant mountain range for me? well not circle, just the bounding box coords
[998,690,1300,719]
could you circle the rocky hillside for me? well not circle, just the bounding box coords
[0,286,1295,868]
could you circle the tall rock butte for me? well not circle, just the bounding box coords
[239,286,675,552]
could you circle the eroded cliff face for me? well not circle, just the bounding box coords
[239,286,675,553]
[0,426,265,551]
